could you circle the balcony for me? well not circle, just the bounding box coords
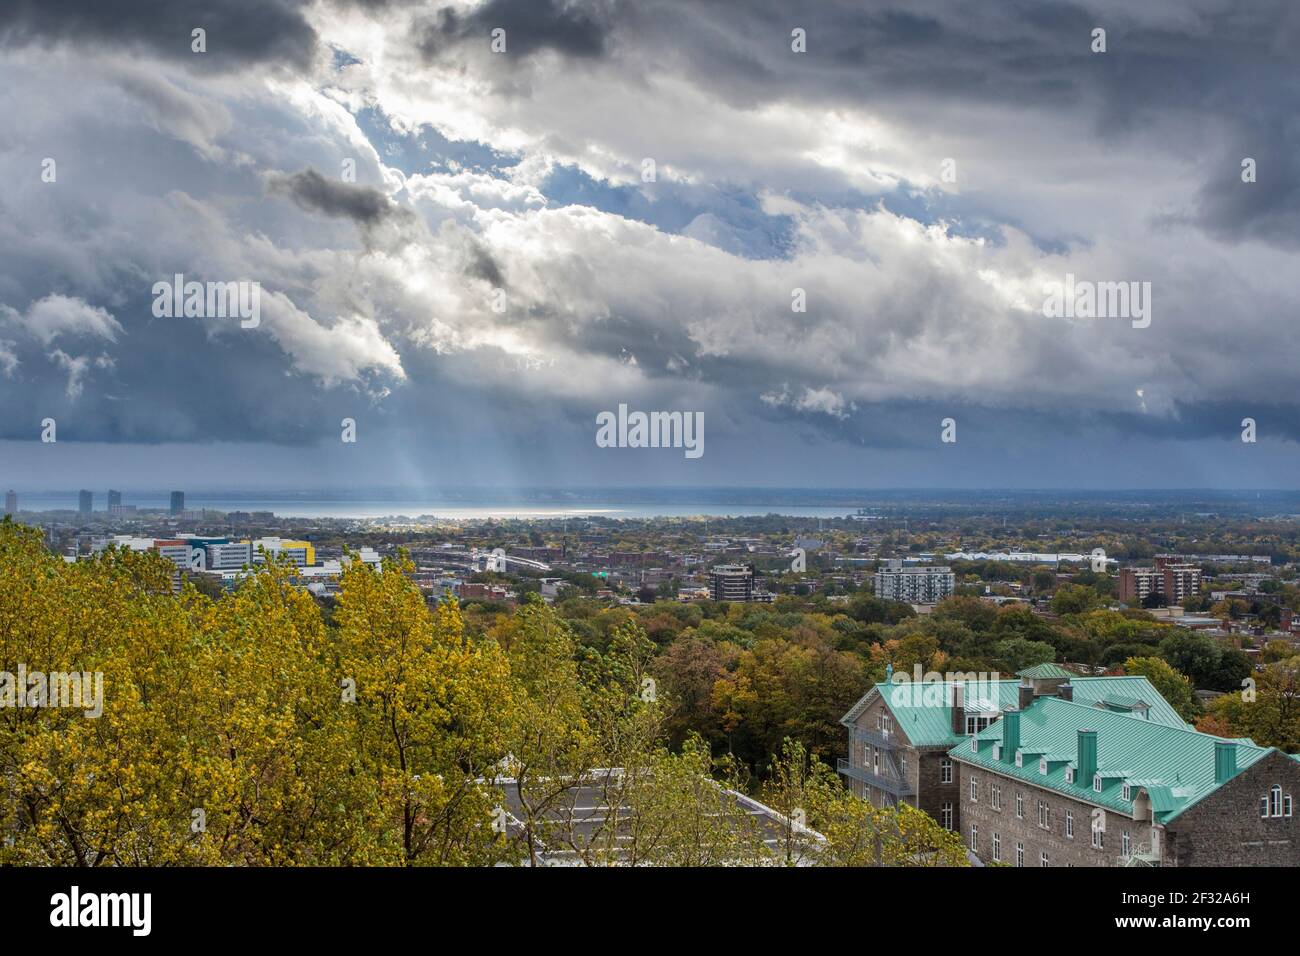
[837,758,916,797]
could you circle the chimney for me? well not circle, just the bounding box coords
[951,684,966,735]
[1058,682,1073,702]
[1214,741,1237,784]
[1076,730,1097,784]
[1018,680,1034,710]
[1002,710,1020,762]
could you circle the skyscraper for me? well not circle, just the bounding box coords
[78,490,93,515]
[170,491,185,515]
[4,490,15,516]
[108,489,122,515]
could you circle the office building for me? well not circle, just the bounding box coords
[107,489,122,515]
[78,490,92,515]
[4,490,15,516]
[169,491,185,515]
[249,538,316,567]
[873,559,955,604]
[709,564,754,602]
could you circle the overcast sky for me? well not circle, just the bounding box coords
[2,0,1298,491]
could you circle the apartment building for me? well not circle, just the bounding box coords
[709,564,754,602]
[837,663,1190,837]
[1119,558,1202,605]
[953,692,1300,866]
[873,559,955,604]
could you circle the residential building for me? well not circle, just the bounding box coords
[953,692,1300,866]
[837,663,1190,838]
[709,564,754,602]
[78,490,92,515]
[873,559,955,604]
[3,490,15,516]
[169,491,185,515]
[1119,562,1202,605]
[107,489,122,514]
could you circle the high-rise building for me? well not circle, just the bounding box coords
[107,489,122,514]
[874,559,955,604]
[709,564,754,602]
[4,490,15,516]
[170,491,185,515]
[78,490,93,515]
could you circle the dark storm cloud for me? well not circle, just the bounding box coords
[0,0,319,71]
[606,0,1300,243]
[266,169,407,226]
[418,0,611,61]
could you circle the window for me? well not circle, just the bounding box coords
[941,803,953,830]
[1271,785,1283,817]
[899,754,907,777]
[1015,791,1024,819]
[1092,827,1105,850]
[873,748,880,775]
[1122,783,1131,801]
[1039,756,1048,775]
[1014,751,1023,768]
[1015,842,1024,867]
[1066,810,1074,839]
[1287,795,1294,818]
[970,777,979,802]
[940,758,953,784]
[882,714,892,737]
[1038,800,1050,830]
[969,824,978,852]
[1040,850,1049,868]
[970,737,978,753]
[1065,767,1074,784]
[875,713,882,731]
[991,785,1001,811]
[1261,796,1270,819]
[1093,774,1102,793]
[992,832,1002,862]
[1122,830,1131,856]
[965,714,994,735]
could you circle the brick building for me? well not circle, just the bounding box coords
[1118,558,1202,605]
[952,692,1300,866]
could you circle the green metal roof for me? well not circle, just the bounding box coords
[842,675,1189,748]
[1017,663,1075,679]
[951,696,1274,823]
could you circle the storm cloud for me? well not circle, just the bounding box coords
[1,1,1298,490]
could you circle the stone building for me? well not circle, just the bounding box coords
[952,692,1300,866]
[837,664,1188,836]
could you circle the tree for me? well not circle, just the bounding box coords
[1203,660,1300,753]
[1051,584,1099,616]
[1157,631,1224,690]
